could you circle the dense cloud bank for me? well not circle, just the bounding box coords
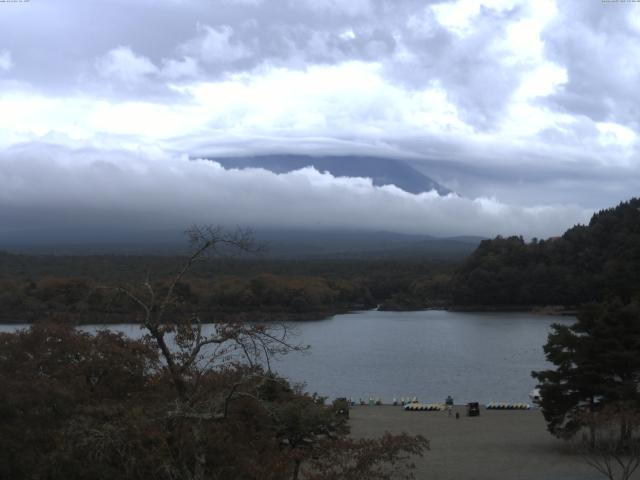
[0,145,590,241]
[0,0,637,232]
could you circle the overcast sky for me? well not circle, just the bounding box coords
[0,0,638,242]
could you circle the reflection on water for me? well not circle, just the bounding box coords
[0,310,574,404]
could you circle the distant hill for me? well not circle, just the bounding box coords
[451,198,640,307]
[255,230,481,260]
[209,155,451,195]
[0,229,482,261]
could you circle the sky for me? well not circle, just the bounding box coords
[0,0,638,243]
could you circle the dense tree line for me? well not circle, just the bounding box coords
[451,198,640,307]
[0,256,455,323]
[0,252,456,282]
[0,274,375,323]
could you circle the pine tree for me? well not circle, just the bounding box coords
[532,298,640,439]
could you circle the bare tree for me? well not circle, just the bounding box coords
[92,225,428,480]
[108,225,306,480]
[576,405,640,480]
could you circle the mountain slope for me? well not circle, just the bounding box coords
[451,197,640,306]
[255,229,480,259]
[209,155,451,195]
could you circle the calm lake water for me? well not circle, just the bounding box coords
[1,310,574,404]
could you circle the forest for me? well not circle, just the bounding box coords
[1,198,638,323]
[0,252,456,323]
[451,198,640,308]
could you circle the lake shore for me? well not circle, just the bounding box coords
[449,305,578,316]
[0,307,358,325]
[0,304,579,325]
[349,406,608,480]
[379,304,578,316]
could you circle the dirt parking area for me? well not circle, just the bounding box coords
[349,405,635,480]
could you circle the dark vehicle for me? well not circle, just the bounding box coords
[333,397,350,418]
[467,402,480,417]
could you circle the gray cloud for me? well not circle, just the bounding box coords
[0,50,12,72]
[96,46,159,84]
[181,25,254,65]
[0,144,591,242]
[542,0,640,125]
[0,0,637,240]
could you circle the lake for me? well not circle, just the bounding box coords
[0,310,573,404]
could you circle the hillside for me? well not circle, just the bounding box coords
[0,252,459,323]
[210,154,451,195]
[451,198,640,307]
[0,229,480,260]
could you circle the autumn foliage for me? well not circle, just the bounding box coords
[0,323,427,479]
[0,227,427,480]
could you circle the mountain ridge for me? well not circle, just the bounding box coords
[208,154,451,195]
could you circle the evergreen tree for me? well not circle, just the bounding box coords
[532,299,640,439]
[452,197,640,307]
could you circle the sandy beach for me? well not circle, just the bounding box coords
[349,405,638,480]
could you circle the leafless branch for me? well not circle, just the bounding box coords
[576,406,640,480]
